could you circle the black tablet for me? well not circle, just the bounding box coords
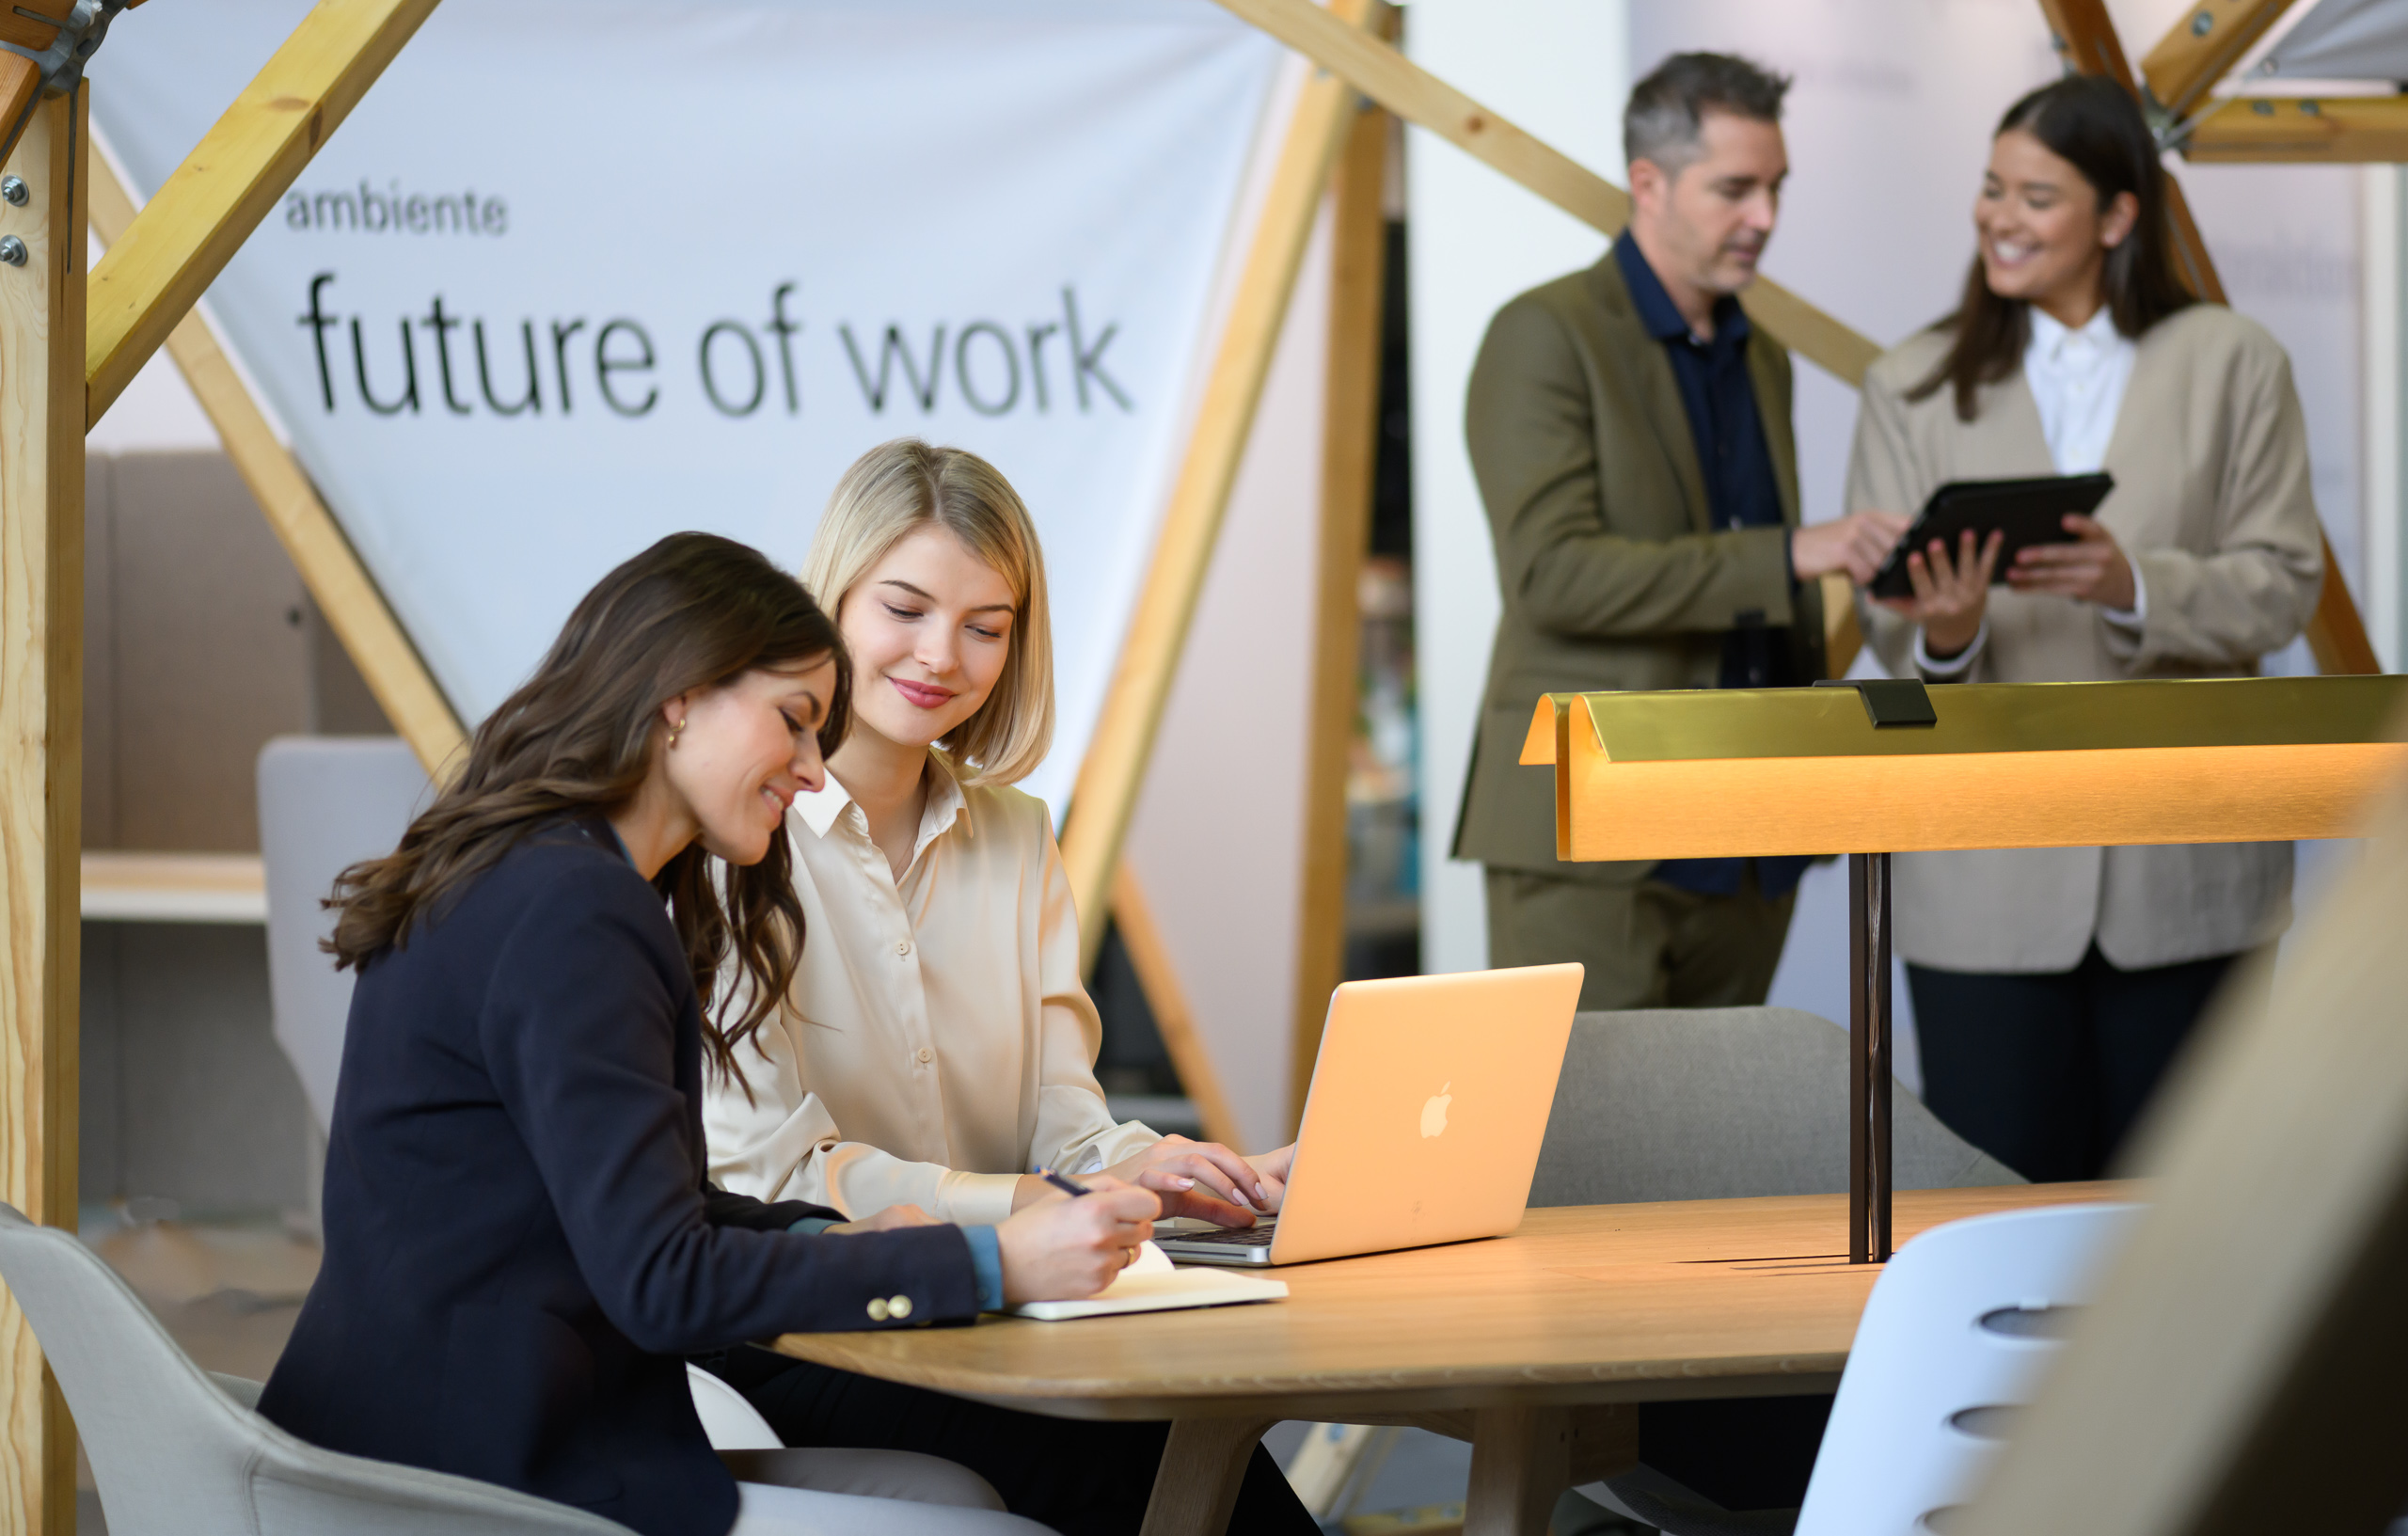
[1866,472,2115,601]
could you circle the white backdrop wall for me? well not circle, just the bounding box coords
[94,0,1289,820]
[1406,0,1630,977]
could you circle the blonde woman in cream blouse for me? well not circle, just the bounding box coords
[703,439,1294,1228]
[694,439,1320,1533]
[1850,76,2321,1186]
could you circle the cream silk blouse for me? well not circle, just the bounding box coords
[702,752,1159,1225]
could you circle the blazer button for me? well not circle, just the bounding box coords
[889,1295,913,1321]
[867,1297,890,1322]
[916,1047,933,1065]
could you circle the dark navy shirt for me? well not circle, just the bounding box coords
[1614,235,1811,900]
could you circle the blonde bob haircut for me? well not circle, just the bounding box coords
[801,438,1054,787]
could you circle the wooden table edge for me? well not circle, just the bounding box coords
[748,1342,1850,1422]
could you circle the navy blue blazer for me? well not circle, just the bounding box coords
[260,818,979,1536]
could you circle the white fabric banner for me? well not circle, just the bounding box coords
[94,1,1285,816]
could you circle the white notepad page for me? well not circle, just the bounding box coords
[1006,1242,1289,1322]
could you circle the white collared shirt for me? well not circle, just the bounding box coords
[702,751,1158,1225]
[1916,304,2146,675]
[2025,303,2135,477]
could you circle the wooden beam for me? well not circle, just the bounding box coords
[86,150,465,777]
[1108,868,1242,1151]
[0,56,39,176]
[1958,765,2408,1536]
[1209,0,1884,386]
[1059,0,1370,967]
[2139,0,2297,120]
[0,87,85,1536]
[86,0,441,426]
[1290,83,1389,1135]
[2040,0,2383,677]
[2185,95,2408,164]
[0,0,76,55]
[2036,0,2142,92]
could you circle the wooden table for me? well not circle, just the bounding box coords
[772,1182,2126,1535]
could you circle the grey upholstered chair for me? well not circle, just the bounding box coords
[1529,1006,2020,1209]
[0,1201,629,1536]
[257,735,433,1134]
[1535,1007,2020,1536]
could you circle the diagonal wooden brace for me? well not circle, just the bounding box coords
[1208,0,1882,386]
[85,0,440,427]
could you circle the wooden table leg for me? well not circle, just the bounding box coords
[1465,1404,1639,1536]
[1465,1405,1569,1536]
[1139,1415,1276,1536]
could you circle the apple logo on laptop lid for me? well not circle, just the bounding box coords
[1419,1082,1451,1139]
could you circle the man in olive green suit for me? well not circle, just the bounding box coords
[1454,54,1907,1012]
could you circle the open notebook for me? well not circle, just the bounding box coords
[1006,1242,1288,1322]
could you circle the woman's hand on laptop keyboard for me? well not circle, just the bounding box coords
[1101,1135,1273,1227]
[1240,1145,1292,1214]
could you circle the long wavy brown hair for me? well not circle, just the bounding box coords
[325,532,850,1077]
[1910,74,2196,422]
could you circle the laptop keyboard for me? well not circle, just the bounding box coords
[1164,1226,1275,1247]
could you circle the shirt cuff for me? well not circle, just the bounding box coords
[2100,562,2147,630]
[1913,619,1988,677]
[937,1170,1027,1227]
[963,1225,1006,1313]
[786,1215,839,1235]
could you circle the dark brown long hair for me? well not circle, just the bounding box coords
[326,532,850,1077]
[1910,74,2196,421]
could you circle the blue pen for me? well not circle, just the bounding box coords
[1038,1168,1090,1198]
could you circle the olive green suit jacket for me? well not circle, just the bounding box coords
[1451,251,1825,882]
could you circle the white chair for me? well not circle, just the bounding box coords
[257,735,433,1132]
[688,1364,784,1450]
[0,1201,631,1536]
[1570,1201,2141,1535]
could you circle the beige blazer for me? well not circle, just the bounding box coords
[1849,304,2324,973]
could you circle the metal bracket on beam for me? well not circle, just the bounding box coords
[0,0,135,163]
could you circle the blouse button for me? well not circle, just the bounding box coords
[895,940,912,958]
[916,1047,933,1065]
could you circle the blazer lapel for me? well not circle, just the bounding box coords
[1588,254,1710,531]
[1746,327,1800,525]
[1988,372,2058,474]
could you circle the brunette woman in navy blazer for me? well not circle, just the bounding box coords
[259,534,1152,1536]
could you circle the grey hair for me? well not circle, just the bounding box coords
[1624,53,1791,176]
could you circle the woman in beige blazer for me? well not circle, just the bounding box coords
[1849,75,2322,1183]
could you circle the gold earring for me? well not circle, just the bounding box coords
[669,718,686,748]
